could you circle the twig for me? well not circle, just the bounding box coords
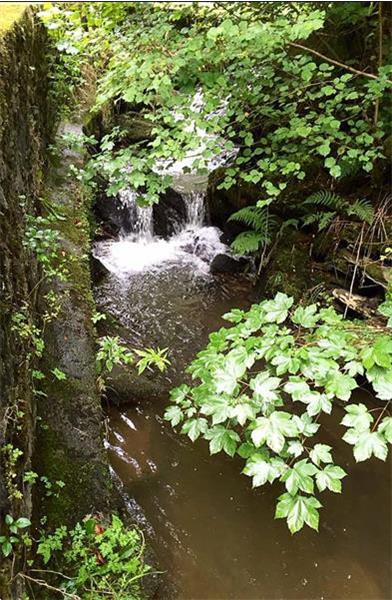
[288,42,391,83]
[17,573,81,600]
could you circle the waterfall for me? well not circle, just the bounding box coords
[182,191,205,228]
[119,189,153,241]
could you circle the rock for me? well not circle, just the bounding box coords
[210,253,248,274]
[153,188,187,238]
[93,191,131,236]
[90,254,110,282]
[84,108,153,146]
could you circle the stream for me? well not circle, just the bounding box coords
[93,172,391,600]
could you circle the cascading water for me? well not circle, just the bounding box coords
[94,184,227,276]
[119,189,153,241]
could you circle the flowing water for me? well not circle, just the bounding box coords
[107,395,391,600]
[94,157,390,600]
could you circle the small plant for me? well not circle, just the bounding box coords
[37,514,150,599]
[165,293,391,533]
[97,336,171,376]
[0,515,31,557]
[96,336,134,374]
[134,347,170,374]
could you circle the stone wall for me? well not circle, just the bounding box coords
[0,6,54,524]
[0,10,117,598]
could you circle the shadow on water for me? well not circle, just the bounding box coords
[108,390,391,600]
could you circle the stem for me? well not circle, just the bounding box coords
[288,41,390,83]
[372,400,390,432]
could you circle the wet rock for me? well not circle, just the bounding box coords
[153,188,187,238]
[210,253,249,274]
[94,192,130,236]
[90,254,110,282]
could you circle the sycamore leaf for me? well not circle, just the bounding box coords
[292,304,319,328]
[378,416,392,444]
[316,464,346,493]
[352,431,388,462]
[275,493,322,533]
[205,426,240,456]
[282,459,318,495]
[164,405,183,427]
[181,418,208,442]
[341,403,373,431]
[310,444,333,466]
[263,293,294,324]
[325,373,357,401]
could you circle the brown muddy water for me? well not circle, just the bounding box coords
[103,272,391,600]
[107,395,391,600]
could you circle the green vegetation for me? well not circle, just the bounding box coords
[165,293,391,533]
[35,515,150,599]
[1,4,391,600]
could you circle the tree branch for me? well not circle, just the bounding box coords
[288,41,389,83]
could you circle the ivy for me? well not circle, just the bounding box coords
[164,293,392,533]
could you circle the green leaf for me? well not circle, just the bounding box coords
[243,454,283,487]
[263,293,294,324]
[1,541,12,557]
[181,418,208,442]
[164,405,184,427]
[310,444,333,466]
[315,464,346,493]
[341,403,373,431]
[282,459,318,495]
[352,431,388,462]
[205,426,240,456]
[292,304,318,328]
[378,416,392,444]
[325,373,357,401]
[14,518,31,529]
[275,493,322,533]
[251,411,298,453]
[249,370,281,403]
[230,401,256,426]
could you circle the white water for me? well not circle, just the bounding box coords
[94,92,232,277]
[94,186,227,276]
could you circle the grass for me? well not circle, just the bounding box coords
[0,3,29,32]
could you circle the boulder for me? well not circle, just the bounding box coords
[210,253,249,274]
[153,188,187,238]
[93,192,129,236]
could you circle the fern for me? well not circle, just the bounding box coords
[304,190,346,211]
[302,211,336,230]
[346,199,374,224]
[231,231,266,254]
[229,206,277,255]
[228,206,269,232]
[304,190,374,226]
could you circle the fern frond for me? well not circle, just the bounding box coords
[231,231,266,254]
[228,206,269,232]
[302,211,336,230]
[346,199,374,224]
[304,190,346,211]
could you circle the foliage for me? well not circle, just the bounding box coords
[379,279,392,327]
[165,292,392,533]
[229,206,276,254]
[36,514,150,599]
[24,213,69,281]
[302,190,374,230]
[0,515,31,558]
[97,336,170,376]
[134,347,171,374]
[39,2,391,213]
